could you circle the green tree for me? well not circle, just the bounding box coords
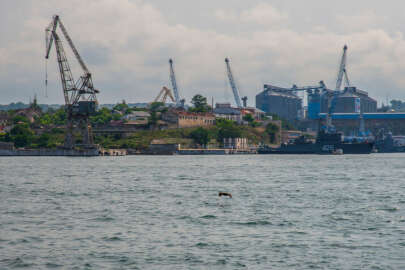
[148,111,159,127]
[266,123,280,144]
[242,113,260,127]
[52,107,67,125]
[149,102,165,112]
[12,115,29,124]
[9,123,34,148]
[190,94,211,113]
[148,102,165,128]
[190,127,211,147]
[36,133,51,148]
[38,113,53,126]
[113,100,130,114]
[243,113,254,122]
[216,118,242,143]
[90,107,113,125]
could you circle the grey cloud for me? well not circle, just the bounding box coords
[1,0,405,106]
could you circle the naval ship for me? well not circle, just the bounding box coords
[258,130,373,155]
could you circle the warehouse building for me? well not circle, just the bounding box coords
[308,86,377,119]
[256,84,302,122]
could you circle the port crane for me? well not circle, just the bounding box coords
[225,58,247,108]
[335,45,367,137]
[169,59,184,107]
[153,87,176,104]
[322,45,353,133]
[335,45,351,91]
[45,15,99,149]
[290,81,338,133]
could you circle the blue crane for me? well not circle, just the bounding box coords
[169,59,182,107]
[225,58,245,108]
[323,45,351,133]
[335,45,350,91]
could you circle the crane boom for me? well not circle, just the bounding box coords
[45,15,98,105]
[154,87,175,103]
[169,59,181,106]
[58,19,90,75]
[225,58,242,108]
[335,45,350,91]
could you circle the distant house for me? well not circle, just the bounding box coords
[124,111,150,121]
[162,109,215,128]
[214,103,266,124]
[213,103,242,123]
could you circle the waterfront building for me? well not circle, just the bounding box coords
[213,103,242,123]
[162,109,215,128]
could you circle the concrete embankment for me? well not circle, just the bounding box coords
[0,148,100,156]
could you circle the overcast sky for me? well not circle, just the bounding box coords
[1,0,405,106]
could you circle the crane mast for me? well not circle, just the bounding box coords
[324,45,352,133]
[45,15,99,149]
[169,59,182,107]
[225,58,243,108]
[335,45,350,91]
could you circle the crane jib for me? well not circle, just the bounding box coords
[44,14,99,149]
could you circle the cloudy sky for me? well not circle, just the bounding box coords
[1,0,405,106]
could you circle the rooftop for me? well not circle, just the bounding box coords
[214,107,241,115]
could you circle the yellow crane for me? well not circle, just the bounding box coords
[153,87,175,104]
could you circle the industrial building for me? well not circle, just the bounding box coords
[256,84,302,122]
[317,112,405,135]
[307,86,377,119]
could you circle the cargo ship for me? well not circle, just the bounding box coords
[258,130,373,154]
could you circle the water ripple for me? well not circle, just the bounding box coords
[1,155,405,269]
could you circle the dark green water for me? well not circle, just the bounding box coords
[1,155,405,269]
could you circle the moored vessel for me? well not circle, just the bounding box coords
[258,130,373,155]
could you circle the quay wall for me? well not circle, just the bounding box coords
[0,148,99,156]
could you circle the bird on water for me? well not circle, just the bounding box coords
[218,192,232,198]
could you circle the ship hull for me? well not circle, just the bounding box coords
[258,142,373,155]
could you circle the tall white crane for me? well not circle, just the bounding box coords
[169,59,182,107]
[335,45,351,91]
[225,58,245,108]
